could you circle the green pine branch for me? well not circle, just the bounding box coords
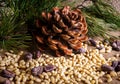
[5,0,62,21]
[79,0,120,38]
[0,7,31,51]
[87,0,120,29]
[0,0,63,51]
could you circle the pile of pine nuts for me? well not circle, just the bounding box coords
[94,40,112,53]
[0,43,119,84]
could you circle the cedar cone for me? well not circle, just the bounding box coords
[33,6,88,56]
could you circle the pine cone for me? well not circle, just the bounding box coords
[33,6,88,56]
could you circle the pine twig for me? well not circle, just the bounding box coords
[0,0,63,51]
[76,0,120,38]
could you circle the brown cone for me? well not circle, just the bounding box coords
[33,6,88,56]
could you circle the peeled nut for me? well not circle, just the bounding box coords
[110,71,117,77]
